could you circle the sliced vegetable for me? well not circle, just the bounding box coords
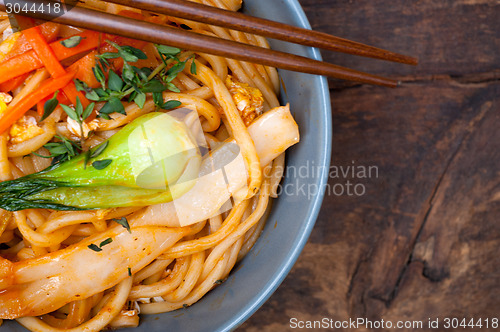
[23,27,90,109]
[23,26,66,77]
[0,30,100,84]
[3,22,60,62]
[0,73,30,93]
[0,112,201,210]
[67,51,101,88]
[0,71,75,134]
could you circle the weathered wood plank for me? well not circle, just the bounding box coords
[299,0,500,79]
[240,79,500,330]
[239,0,500,331]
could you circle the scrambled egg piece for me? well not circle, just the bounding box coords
[4,92,44,144]
[226,75,264,126]
[9,116,44,144]
[67,117,100,138]
[0,92,13,117]
[0,29,21,63]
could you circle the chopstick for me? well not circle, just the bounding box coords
[105,0,418,66]
[0,0,402,87]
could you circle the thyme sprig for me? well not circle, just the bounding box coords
[33,135,82,165]
[60,96,95,139]
[74,41,194,119]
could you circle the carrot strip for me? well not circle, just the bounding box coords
[22,26,66,78]
[0,71,75,134]
[0,73,30,93]
[23,27,90,109]
[56,90,71,105]
[0,30,100,84]
[36,100,44,116]
[67,51,100,88]
[5,22,61,62]
[61,84,90,108]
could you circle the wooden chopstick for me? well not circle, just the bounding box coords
[0,0,399,87]
[105,0,417,66]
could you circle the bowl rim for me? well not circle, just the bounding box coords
[219,0,333,330]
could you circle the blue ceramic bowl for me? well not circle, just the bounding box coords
[141,2,332,331]
[3,1,331,331]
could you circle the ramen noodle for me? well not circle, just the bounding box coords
[0,0,299,330]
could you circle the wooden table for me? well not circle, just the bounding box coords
[240,0,500,330]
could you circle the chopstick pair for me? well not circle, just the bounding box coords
[0,0,417,87]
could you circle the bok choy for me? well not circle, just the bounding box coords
[0,112,201,211]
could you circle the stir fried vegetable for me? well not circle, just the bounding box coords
[0,30,100,84]
[0,71,75,133]
[0,112,201,210]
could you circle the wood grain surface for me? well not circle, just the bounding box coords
[239,0,500,331]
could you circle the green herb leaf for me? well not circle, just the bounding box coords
[134,91,146,109]
[94,88,109,98]
[92,65,106,86]
[98,52,121,60]
[107,42,139,62]
[43,143,69,156]
[75,97,84,118]
[90,141,109,158]
[108,70,124,92]
[190,58,197,75]
[156,45,181,56]
[166,61,186,78]
[60,36,84,48]
[161,100,182,110]
[139,67,152,77]
[132,66,149,81]
[99,238,113,247]
[122,65,137,85]
[97,57,109,71]
[74,79,86,92]
[113,217,131,233]
[165,82,180,93]
[128,267,132,276]
[92,159,112,170]
[60,104,78,121]
[41,91,59,121]
[142,79,166,93]
[41,136,82,165]
[153,92,163,108]
[121,46,147,60]
[85,90,100,101]
[88,243,102,252]
[99,97,125,116]
[82,102,95,120]
[120,51,139,62]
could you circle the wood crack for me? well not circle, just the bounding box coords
[379,96,496,306]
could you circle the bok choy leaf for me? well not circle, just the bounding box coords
[0,112,201,211]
